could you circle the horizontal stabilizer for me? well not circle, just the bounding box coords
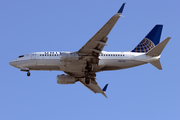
[150,59,162,70]
[146,37,171,56]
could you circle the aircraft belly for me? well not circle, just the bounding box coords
[29,59,62,70]
[29,66,60,70]
[24,58,92,72]
[17,58,146,71]
[100,59,146,70]
[60,60,86,72]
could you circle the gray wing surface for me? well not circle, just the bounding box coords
[70,3,125,98]
[79,77,108,98]
[78,3,126,60]
[65,71,108,97]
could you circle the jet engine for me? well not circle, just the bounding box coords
[60,52,81,62]
[57,74,77,84]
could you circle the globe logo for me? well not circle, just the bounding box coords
[132,38,155,53]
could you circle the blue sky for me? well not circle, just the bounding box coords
[1,0,180,120]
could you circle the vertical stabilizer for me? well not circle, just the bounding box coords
[131,25,163,53]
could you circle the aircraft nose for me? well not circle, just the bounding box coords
[9,60,17,67]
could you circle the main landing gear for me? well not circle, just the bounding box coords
[85,61,93,84]
[85,61,93,72]
[85,77,90,84]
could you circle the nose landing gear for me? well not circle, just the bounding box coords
[20,68,30,77]
[27,71,31,76]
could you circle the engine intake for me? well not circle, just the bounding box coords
[60,52,81,62]
[57,74,77,84]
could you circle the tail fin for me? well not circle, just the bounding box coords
[131,25,163,53]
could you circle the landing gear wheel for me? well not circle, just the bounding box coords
[27,72,30,76]
[85,77,90,84]
[85,64,92,72]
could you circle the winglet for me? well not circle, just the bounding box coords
[117,3,126,13]
[101,84,109,98]
[103,84,109,92]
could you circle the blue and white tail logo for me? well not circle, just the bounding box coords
[131,38,155,53]
[131,25,163,53]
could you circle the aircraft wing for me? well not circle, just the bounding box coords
[65,3,125,97]
[79,78,108,98]
[78,3,125,60]
[65,71,108,98]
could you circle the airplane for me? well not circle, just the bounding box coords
[9,3,171,98]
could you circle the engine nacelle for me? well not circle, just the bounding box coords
[57,74,77,84]
[60,52,81,62]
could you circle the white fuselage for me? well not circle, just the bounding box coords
[9,51,160,77]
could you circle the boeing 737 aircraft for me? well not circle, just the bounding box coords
[9,3,171,98]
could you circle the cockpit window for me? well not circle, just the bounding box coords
[18,55,24,58]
